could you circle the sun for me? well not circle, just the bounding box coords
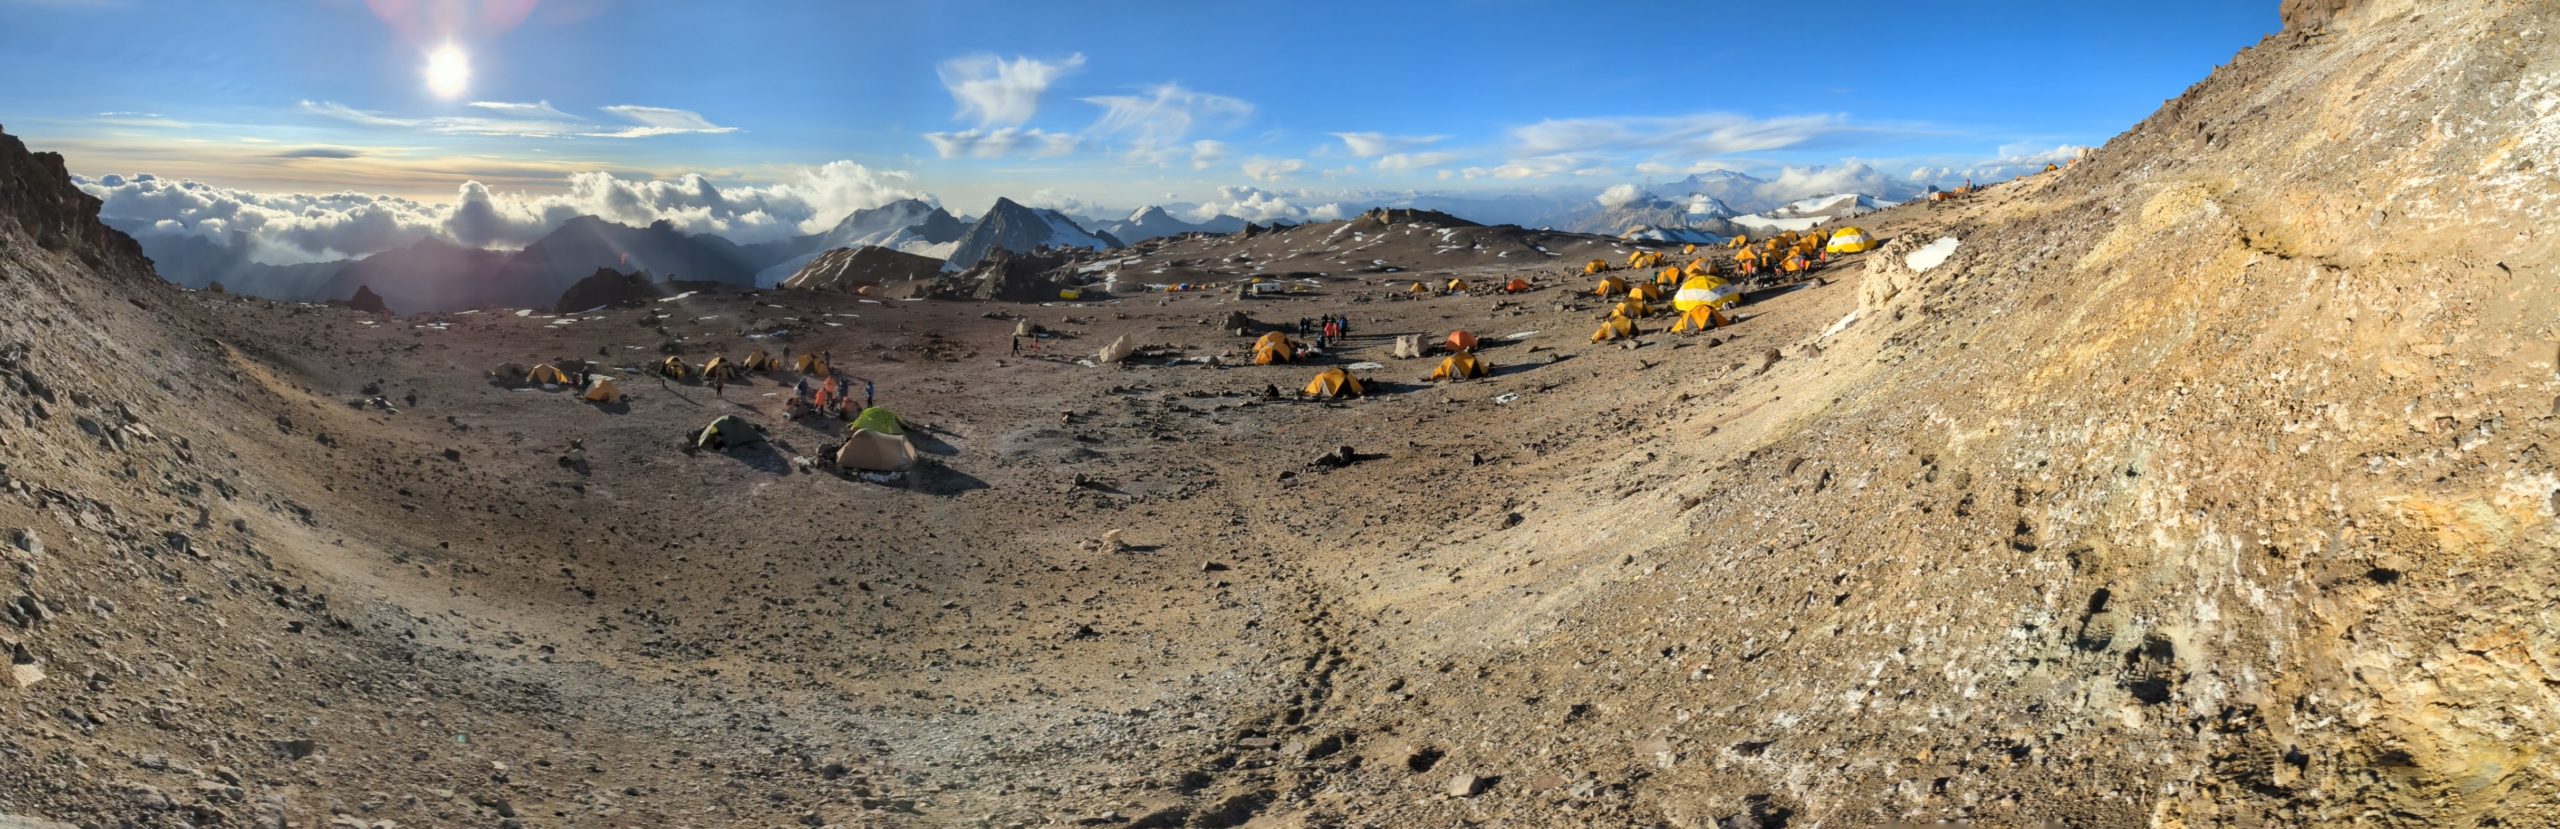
[424,42,470,99]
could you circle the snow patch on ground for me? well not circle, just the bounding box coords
[1906,238,1961,272]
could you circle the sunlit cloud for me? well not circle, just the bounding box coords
[1240,156,1304,182]
[1330,132,1446,158]
[298,100,735,139]
[937,53,1085,128]
[1081,84,1252,156]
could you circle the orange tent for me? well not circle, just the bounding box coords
[1253,332,1298,365]
[1445,330,1479,353]
[1502,278,1534,294]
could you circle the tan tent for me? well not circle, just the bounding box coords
[526,363,572,386]
[1592,316,1638,343]
[1253,332,1298,365]
[582,377,625,403]
[1302,367,1365,399]
[1429,352,1489,381]
[1669,305,1734,334]
[836,429,919,472]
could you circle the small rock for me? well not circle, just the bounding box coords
[4,664,41,689]
[1446,773,1487,798]
[10,529,37,556]
[275,738,320,760]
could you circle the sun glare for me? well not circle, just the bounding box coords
[424,42,470,99]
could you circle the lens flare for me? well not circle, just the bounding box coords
[424,42,470,99]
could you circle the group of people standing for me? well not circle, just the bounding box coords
[1299,314,1352,349]
[790,353,874,419]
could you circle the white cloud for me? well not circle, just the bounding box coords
[922,127,1081,159]
[1330,132,1447,158]
[1188,140,1230,171]
[1595,183,1646,209]
[1510,113,1862,157]
[1179,185,1341,224]
[1082,84,1252,153]
[1752,161,1893,203]
[1460,155,1596,180]
[937,53,1085,128]
[79,160,929,261]
[593,105,741,138]
[1374,151,1458,172]
[300,100,735,140]
[468,100,578,121]
[1021,188,1106,218]
[1240,156,1305,182]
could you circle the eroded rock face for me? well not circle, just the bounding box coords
[2280,0,2359,29]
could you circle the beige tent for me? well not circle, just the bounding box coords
[582,378,625,403]
[837,429,919,472]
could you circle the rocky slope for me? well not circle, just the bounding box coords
[779,245,944,293]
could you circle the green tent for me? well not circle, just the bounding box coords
[696,415,761,449]
[846,407,906,436]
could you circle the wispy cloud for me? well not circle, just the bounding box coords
[1082,84,1252,155]
[469,100,579,121]
[593,105,740,138]
[299,100,735,140]
[1188,140,1229,171]
[1509,113,1885,158]
[1330,132,1446,158]
[272,147,368,160]
[1374,151,1458,172]
[922,127,1080,159]
[937,53,1085,129]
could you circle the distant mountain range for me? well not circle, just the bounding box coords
[1094,206,1247,244]
[113,175,1921,312]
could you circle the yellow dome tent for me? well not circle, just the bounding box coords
[1252,332,1298,365]
[1591,315,1637,343]
[701,356,738,380]
[1584,259,1610,275]
[1681,243,1698,255]
[1655,267,1682,289]
[1445,277,1469,293]
[1613,298,1655,319]
[1406,281,1430,295]
[582,377,625,403]
[1429,352,1489,381]
[792,353,828,376]
[657,356,689,379]
[1726,234,1750,249]
[1684,258,1711,277]
[1593,275,1629,297]
[742,349,779,372]
[1301,367,1365,399]
[1674,274,1742,313]
[526,363,572,386]
[1628,282,1665,303]
[1825,227,1875,254]
[1781,253,1810,274]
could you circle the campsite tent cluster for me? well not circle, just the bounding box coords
[494,345,920,476]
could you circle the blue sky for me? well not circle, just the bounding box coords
[1,0,2276,254]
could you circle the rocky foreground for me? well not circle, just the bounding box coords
[2,1,2558,826]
